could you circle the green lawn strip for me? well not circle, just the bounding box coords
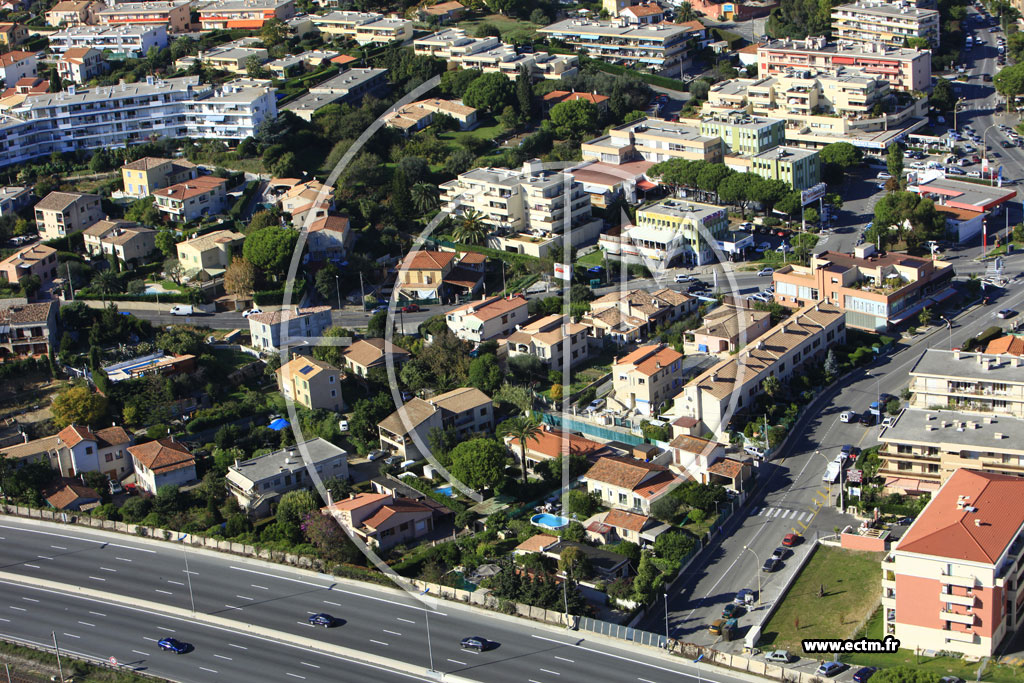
[758,546,885,654]
[212,347,260,371]
[438,116,505,144]
[458,14,539,39]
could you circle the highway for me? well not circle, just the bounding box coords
[0,517,750,683]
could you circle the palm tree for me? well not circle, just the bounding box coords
[411,182,440,214]
[452,209,489,245]
[498,416,542,485]
[678,2,696,21]
[92,269,122,307]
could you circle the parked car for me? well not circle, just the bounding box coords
[460,636,491,652]
[708,618,737,636]
[400,303,420,313]
[308,613,336,627]
[384,455,404,466]
[366,449,387,461]
[337,419,349,432]
[757,267,774,276]
[765,650,795,663]
[771,547,788,561]
[876,171,892,180]
[853,667,878,683]
[108,479,123,495]
[586,398,606,412]
[762,557,781,572]
[881,416,896,428]
[241,307,262,318]
[371,304,389,314]
[158,637,189,654]
[734,588,755,605]
[815,661,847,677]
[169,304,193,316]
[782,533,800,547]
[722,602,743,619]
[860,411,877,426]
[674,273,693,283]
[840,444,859,460]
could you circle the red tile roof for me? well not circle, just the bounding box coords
[615,343,683,377]
[58,424,96,448]
[127,438,194,474]
[152,175,226,201]
[986,336,1024,356]
[45,480,99,510]
[361,498,433,530]
[584,456,670,492]
[0,50,32,66]
[322,492,388,512]
[309,215,349,233]
[708,457,745,480]
[622,3,663,17]
[400,250,457,271]
[603,509,649,533]
[515,533,559,553]
[507,427,609,461]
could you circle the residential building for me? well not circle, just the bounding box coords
[620,2,665,24]
[736,69,893,124]
[55,424,133,480]
[567,158,654,208]
[581,117,725,166]
[699,112,786,156]
[0,301,57,358]
[247,305,332,354]
[881,469,1024,658]
[197,0,295,30]
[445,294,529,342]
[322,492,437,551]
[0,75,48,100]
[342,338,411,378]
[612,343,685,416]
[542,90,610,114]
[504,425,616,473]
[0,51,36,86]
[832,1,940,48]
[188,45,269,74]
[908,176,1017,244]
[0,244,57,288]
[311,11,413,44]
[127,437,197,494]
[153,176,228,222]
[582,456,679,514]
[665,432,728,481]
[276,355,343,412]
[378,387,493,461]
[185,80,279,141]
[502,314,589,372]
[45,0,96,27]
[273,178,332,225]
[772,246,955,331]
[395,249,483,302]
[537,18,702,76]
[57,47,106,83]
[283,68,387,121]
[0,434,61,470]
[48,24,169,58]
[584,288,697,345]
[414,29,578,81]
[227,438,348,518]
[82,220,156,263]
[34,191,102,240]
[986,336,1024,357]
[102,351,196,383]
[96,1,192,33]
[120,157,197,199]
[174,229,245,278]
[690,304,772,354]
[757,37,931,93]
[383,98,478,134]
[420,0,465,22]
[907,349,1024,419]
[306,215,352,260]
[682,302,846,437]
[0,23,28,48]
[44,480,100,510]
[545,539,631,580]
[585,508,669,547]
[750,145,821,190]
[0,186,31,215]
[619,198,729,266]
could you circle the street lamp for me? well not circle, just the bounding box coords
[743,545,762,608]
[953,97,966,131]
[941,316,953,351]
[663,591,670,645]
[694,653,704,683]
[178,534,195,615]
[982,122,1001,174]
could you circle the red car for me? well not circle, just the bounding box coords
[782,533,800,547]
[400,304,420,313]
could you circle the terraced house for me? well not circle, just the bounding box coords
[95,1,192,33]
[197,0,295,30]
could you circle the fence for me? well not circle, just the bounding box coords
[538,412,647,446]
[1,632,165,681]
[578,617,667,649]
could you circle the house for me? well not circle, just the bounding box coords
[342,338,411,378]
[276,355,343,412]
[45,479,100,511]
[247,305,332,354]
[174,229,245,279]
[504,425,615,473]
[612,343,685,417]
[619,2,663,23]
[102,351,196,383]
[541,90,610,114]
[706,456,752,491]
[0,301,58,358]
[445,294,529,343]
[395,249,484,303]
[153,176,228,222]
[881,469,1024,658]
[55,423,133,480]
[0,434,61,470]
[985,336,1024,356]
[383,98,478,134]
[322,492,437,550]
[57,47,106,83]
[514,533,559,556]
[0,75,47,100]
[276,178,332,225]
[127,437,197,494]
[0,244,58,289]
[34,191,102,240]
[0,23,28,48]
[582,456,680,514]
[306,215,352,260]
[45,0,97,27]
[378,387,493,461]
[666,433,727,483]
[502,314,589,372]
[226,438,348,518]
[83,220,156,264]
[0,51,36,87]
[0,186,32,215]
[120,157,197,198]
[690,304,772,354]
[421,0,465,22]
[542,540,631,580]
[584,509,668,546]
[584,288,696,346]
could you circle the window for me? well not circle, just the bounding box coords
[105,453,113,462]
[84,446,93,454]
[479,408,487,416]
[618,493,627,504]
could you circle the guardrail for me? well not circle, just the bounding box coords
[0,631,166,680]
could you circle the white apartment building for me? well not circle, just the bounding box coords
[537,17,701,75]
[0,77,277,168]
[48,24,169,58]
[832,0,940,49]
[909,349,1024,419]
[311,11,413,44]
[414,29,578,80]
[247,305,332,354]
[582,116,725,165]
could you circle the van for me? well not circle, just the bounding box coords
[169,304,193,316]
[823,462,841,484]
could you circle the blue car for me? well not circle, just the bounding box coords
[308,613,336,627]
[853,667,878,683]
[158,637,188,654]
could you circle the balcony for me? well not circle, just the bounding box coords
[941,628,976,643]
[943,592,977,607]
[940,571,978,588]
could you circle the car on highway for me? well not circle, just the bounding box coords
[815,661,847,677]
[853,666,878,683]
[158,637,189,654]
[997,309,1018,319]
[688,283,709,293]
[242,307,263,318]
[782,533,800,547]
[722,602,743,619]
[371,304,388,314]
[169,304,194,316]
[308,613,336,627]
[762,557,781,572]
[765,650,795,663]
[460,636,491,652]
[757,267,774,276]
[734,588,755,605]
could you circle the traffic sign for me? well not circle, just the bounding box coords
[847,469,863,484]
[109,656,118,666]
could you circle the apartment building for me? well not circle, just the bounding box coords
[83,220,155,263]
[414,29,578,81]
[773,246,955,331]
[537,18,701,75]
[757,36,931,93]
[247,305,332,353]
[682,302,846,437]
[188,45,269,74]
[882,469,1024,658]
[832,0,940,49]
[276,355,343,412]
[691,304,772,354]
[0,51,36,87]
[378,387,493,461]
[120,157,197,199]
[128,438,196,494]
[0,244,57,288]
[582,117,724,166]
[197,0,295,30]
[742,71,892,120]
[584,288,696,345]
[908,349,1024,419]
[383,98,478,134]
[698,112,786,156]
[503,314,589,372]
[0,300,58,358]
[622,198,729,267]
[48,24,168,58]
[582,456,679,515]
[96,1,192,33]
[750,145,821,190]
[0,186,31,215]
[227,438,348,518]
[57,48,106,84]
[34,191,102,240]
[311,11,412,44]
[612,343,685,416]
[185,81,278,141]
[55,424,133,480]
[175,229,245,277]
[446,294,529,342]
[153,176,228,222]
[284,68,387,121]
[45,0,96,27]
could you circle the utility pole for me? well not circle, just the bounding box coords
[52,632,64,683]
[65,262,74,301]
[359,271,366,312]
[420,588,435,673]
[335,274,341,309]
[181,535,195,615]
[663,591,670,645]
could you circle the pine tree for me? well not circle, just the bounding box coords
[515,67,533,120]
[391,166,413,221]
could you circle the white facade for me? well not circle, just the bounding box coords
[48,24,169,57]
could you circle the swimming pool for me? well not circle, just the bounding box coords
[531,513,570,530]
[144,283,173,295]
[434,485,454,497]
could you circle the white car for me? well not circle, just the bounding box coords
[881,416,896,428]
[338,419,349,432]
[967,171,982,178]
[757,267,774,276]
[242,307,263,318]
[876,171,892,180]
[674,273,692,283]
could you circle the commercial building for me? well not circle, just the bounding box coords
[612,343,685,416]
[908,176,1017,244]
[153,176,228,222]
[120,156,197,199]
[311,11,413,44]
[57,47,106,83]
[276,355,343,412]
[82,220,156,263]
[96,1,192,33]
[772,246,955,331]
[682,302,846,437]
[882,469,1024,658]
[127,438,196,494]
[377,387,493,461]
[0,301,58,359]
[283,68,387,121]
[0,244,57,288]
[48,24,169,58]
[537,18,702,76]
[749,145,821,190]
[414,29,578,81]
[227,439,348,518]
[582,117,725,166]
[0,51,36,87]
[567,158,654,208]
[832,0,940,49]
[625,198,730,267]
[175,229,245,278]
[34,191,102,240]
[908,349,1024,419]
[247,305,332,354]
[197,0,296,30]
[445,294,530,342]
[502,314,589,373]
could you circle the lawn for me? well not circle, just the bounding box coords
[577,250,605,267]
[438,116,505,145]
[213,347,261,371]
[458,14,540,40]
[758,545,885,654]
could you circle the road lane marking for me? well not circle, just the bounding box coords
[382,629,402,636]
[236,595,254,600]
[369,639,389,646]
[167,580,184,586]
[554,656,574,663]
[540,668,561,675]
[50,545,67,550]
[447,659,466,665]
[116,557,133,562]
[157,627,175,632]
[0,525,155,553]
[21,597,38,602]
[9,606,26,611]
[142,637,157,642]
[155,589,172,595]
[23,564,38,569]
[89,611,105,617]
[0,617,9,622]
[100,567,117,572]
[300,662,320,668]
[88,576,105,582]
[251,584,269,590]
[638,678,658,683]
[397,617,415,624]
[323,600,340,606]
[77,621,94,627]
[62,633,79,639]
[285,674,305,680]
[214,654,232,661]
[199,667,218,674]
[532,634,714,681]
[224,605,242,610]
[131,650,149,656]
[228,644,247,650]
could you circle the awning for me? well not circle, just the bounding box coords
[884,476,940,492]
[636,180,657,191]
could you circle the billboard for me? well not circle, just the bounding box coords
[553,262,571,280]
[800,182,827,206]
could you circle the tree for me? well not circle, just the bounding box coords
[462,72,515,113]
[468,354,502,394]
[870,667,941,683]
[566,489,600,517]
[886,143,904,187]
[820,142,862,169]
[440,68,483,99]
[367,310,388,338]
[248,210,278,233]
[449,438,508,491]
[155,231,177,259]
[654,530,695,564]
[391,166,413,221]
[775,191,802,219]
[245,54,268,79]
[529,8,549,24]
[411,182,440,214]
[164,258,186,285]
[930,77,954,112]
[224,257,256,297]
[272,151,300,179]
[313,326,350,367]
[558,545,593,580]
[549,99,598,140]
[824,348,839,380]
[275,489,319,544]
[51,385,108,428]
[443,148,475,176]
[314,263,342,304]
[91,269,122,306]
[872,191,945,251]
[995,63,1024,103]
[243,226,299,277]
[918,307,933,327]
[302,511,360,564]
[688,78,710,102]
[497,416,541,484]
[18,274,40,298]
[649,495,680,523]
[497,104,524,133]
[348,393,395,454]
[762,375,781,398]
[495,382,533,416]
[515,66,533,120]
[260,17,287,46]
[451,209,489,245]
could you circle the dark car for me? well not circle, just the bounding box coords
[158,637,188,654]
[772,546,788,561]
[782,533,800,547]
[762,557,781,572]
[860,411,877,426]
[853,666,878,682]
[841,444,860,460]
[308,613,336,627]
[816,661,847,677]
[687,283,708,293]
[460,636,490,652]
[722,602,743,619]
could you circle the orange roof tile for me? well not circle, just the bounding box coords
[708,457,745,480]
[615,343,683,377]
[515,533,559,553]
[584,456,670,491]
[603,509,649,533]
[508,427,609,461]
[322,492,389,512]
[985,336,1024,356]
[58,424,96,448]
[361,499,433,529]
[400,250,457,271]
[127,438,194,474]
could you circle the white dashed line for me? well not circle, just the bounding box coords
[199,667,218,674]
[89,576,106,582]
[447,659,466,665]
[9,606,26,611]
[77,621,95,627]
[89,611,106,617]
[223,605,242,610]
[23,564,38,569]
[251,584,269,590]
[236,595,254,601]
[36,556,52,560]
[131,650,149,656]
[323,600,340,606]
[50,545,67,550]
[62,633,79,639]
[285,673,305,679]
[540,669,561,675]
[382,629,402,636]
[554,656,575,663]
[100,567,117,572]
[638,678,658,683]
[214,654,232,661]
[396,617,415,624]
[0,617,10,622]
[300,662,320,669]
[229,644,247,650]
[157,627,175,632]
[155,589,173,595]
[369,640,389,646]
[142,637,158,643]
[167,580,184,586]
[116,557,133,562]
[21,597,38,603]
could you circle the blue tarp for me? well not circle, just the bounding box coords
[268,418,290,431]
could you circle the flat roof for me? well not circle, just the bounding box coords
[911,348,1024,383]
[227,438,346,484]
[759,37,927,62]
[752,145,818,162]
[639,198,725,223]
[882,408,1024,452]
[833,1,938,19]
[539,17,695,40]
[701,113,785,131]
[910,177,1016,212]
[620,117,719,143]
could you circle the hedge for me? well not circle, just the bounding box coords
[229,180,259,219]
[253,279,307,306]
[44,231,85,253]
[581,57,689,92]
[75,292,193,304]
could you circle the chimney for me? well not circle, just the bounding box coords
[975,519,982,527]
[234,458,240,468]
[326,490,334,507]
[953,349,961,360]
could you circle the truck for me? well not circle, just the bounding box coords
[169,305,194,316]
[822,461,841,484]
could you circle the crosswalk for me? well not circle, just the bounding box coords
[753,507,815,523]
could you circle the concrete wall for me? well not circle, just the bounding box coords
[841,531,886,552]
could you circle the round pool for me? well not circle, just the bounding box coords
[531,513,570,530]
